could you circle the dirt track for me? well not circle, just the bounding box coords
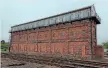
[1,52,108,68]
[1,58,60,68]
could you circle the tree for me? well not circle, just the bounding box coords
[1,40,5,44]
[103,41,108,52]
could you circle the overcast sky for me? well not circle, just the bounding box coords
[0,0,108,44]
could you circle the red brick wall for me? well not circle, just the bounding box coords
[10,19,98,59]
[94,46,104,58]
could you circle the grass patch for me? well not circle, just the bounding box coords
[1,43,9,52]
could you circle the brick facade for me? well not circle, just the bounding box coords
[10,19,103,59]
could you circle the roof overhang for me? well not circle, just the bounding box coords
[10,5,101,32]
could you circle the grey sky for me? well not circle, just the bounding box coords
[0,0,108,44]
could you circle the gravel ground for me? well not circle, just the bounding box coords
[1,58,60,68]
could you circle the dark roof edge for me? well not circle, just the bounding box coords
[11,5,92,28]
[9,16,100,33]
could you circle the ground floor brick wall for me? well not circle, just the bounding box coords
[10,19,101,59]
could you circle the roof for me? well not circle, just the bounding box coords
[10,5,101,32]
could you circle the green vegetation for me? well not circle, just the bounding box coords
[103,41,108,52]
[1,43,9,52]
